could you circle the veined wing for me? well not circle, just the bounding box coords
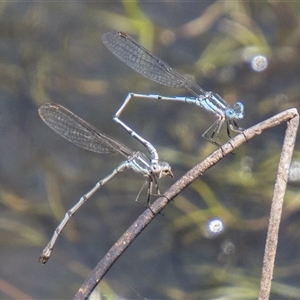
[38,103,133,158]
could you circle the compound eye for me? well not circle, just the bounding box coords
[162,169,168,176]
[226,109,235,118]
[163,167,173,178]
[151,163,160,173]
[234,102,244,118]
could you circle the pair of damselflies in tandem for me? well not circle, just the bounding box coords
[39,30,244,264]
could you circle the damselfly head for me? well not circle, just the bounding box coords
[234,102,244,119]
[225,102,244,120]
[151,161,173,179]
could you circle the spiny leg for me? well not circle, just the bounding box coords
[135,180,148,204]
[202,119,223,147]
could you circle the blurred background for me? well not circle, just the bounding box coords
[1,1,300,299]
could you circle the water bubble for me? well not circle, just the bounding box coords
[289,161,300,182]
[205,217,225,238]
[239,156,253,179]
[274,94,289,106]
[251,55,268,72]
[221,240,235,255]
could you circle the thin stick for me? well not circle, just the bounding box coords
[259,113,299,300]
[73,108,298,300]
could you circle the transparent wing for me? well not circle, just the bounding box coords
[102,30,206,97]
[38,103,133,157]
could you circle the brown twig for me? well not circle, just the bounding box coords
[73,108,298,300]
[259,112,299,300]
